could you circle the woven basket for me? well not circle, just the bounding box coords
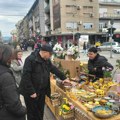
[62,110,74,119]
[51,99,60,107]
[51,93,61,107]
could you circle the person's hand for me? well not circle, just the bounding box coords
[62,78,71,84]
[80,72,85,74]
[30,93,37,98]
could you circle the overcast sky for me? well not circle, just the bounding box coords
[0,0,35,37]
[0,0,120,37]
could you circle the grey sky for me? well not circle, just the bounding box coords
[0,0,120,37]
[0,0,35,37]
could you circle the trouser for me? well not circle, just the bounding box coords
[24,91,46,120]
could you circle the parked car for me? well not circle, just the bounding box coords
[99,42,120,51]
[112,46,120,54]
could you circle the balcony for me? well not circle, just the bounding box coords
[45,18,50,25]
[99,13,120,20]
[99,1,120,6]
[45,5,50,14]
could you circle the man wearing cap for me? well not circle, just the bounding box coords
[19,44,70,120]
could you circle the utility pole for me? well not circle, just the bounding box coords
[75,33,81,57]
[107,19,115,58]
[72,22,75,41]
[110,19,114,58]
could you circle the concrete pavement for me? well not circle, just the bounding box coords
[23,48,120,67]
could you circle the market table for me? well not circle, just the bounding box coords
[45,79,120,120]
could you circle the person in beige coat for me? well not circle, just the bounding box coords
[11,49,23,86]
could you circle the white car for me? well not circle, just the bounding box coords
[99,42,120,51]
[112,46,120,54]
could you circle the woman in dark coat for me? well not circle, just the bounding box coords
[87,47,113,80]
[0,44,26,120]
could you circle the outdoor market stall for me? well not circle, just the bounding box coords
[46,79,120,120]
[45,60,120,120]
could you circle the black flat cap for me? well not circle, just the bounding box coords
[40,44,54,53]
[88,47,98,53]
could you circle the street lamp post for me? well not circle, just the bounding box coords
[72,22,75,41]
[109,19,114,58]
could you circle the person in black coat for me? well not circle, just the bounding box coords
[83,42,87,55]
[19,44,70,120]
[0,44,26,120]
[87,47,113,80]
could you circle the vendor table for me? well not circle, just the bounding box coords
[45,79,120,120]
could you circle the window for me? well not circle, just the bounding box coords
[83,6,93,13]
[114,9,120,15]
[83,23,93,29]
[66,22,77,29]
[99,23,103,29]
[66,5,78,14]
[99,8,107,17]
[99,23,107,29]
[102,42,117,46]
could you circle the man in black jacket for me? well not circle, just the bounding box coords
[19,44,70,120]
[87,47,113,80]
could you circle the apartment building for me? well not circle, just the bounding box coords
[16,0,45,40]
[0,31,2,42]
[49,0,99,45]
[16,20,24,41]
[16,0,120,44]
[99,0,120,42]
[27,0,41,38]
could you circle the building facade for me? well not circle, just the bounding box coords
[16,0,120,45]
[50,0,99,45]
[0,31,2,42]
[99,0,120,42]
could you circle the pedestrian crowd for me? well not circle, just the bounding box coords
[0,40,113,120]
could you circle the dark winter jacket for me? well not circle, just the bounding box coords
[19,51,66,97]
[0,64,26,120]
[83,42,87,50]
[88,54,113,78]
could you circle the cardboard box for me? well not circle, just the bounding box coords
[53,58,80,78]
